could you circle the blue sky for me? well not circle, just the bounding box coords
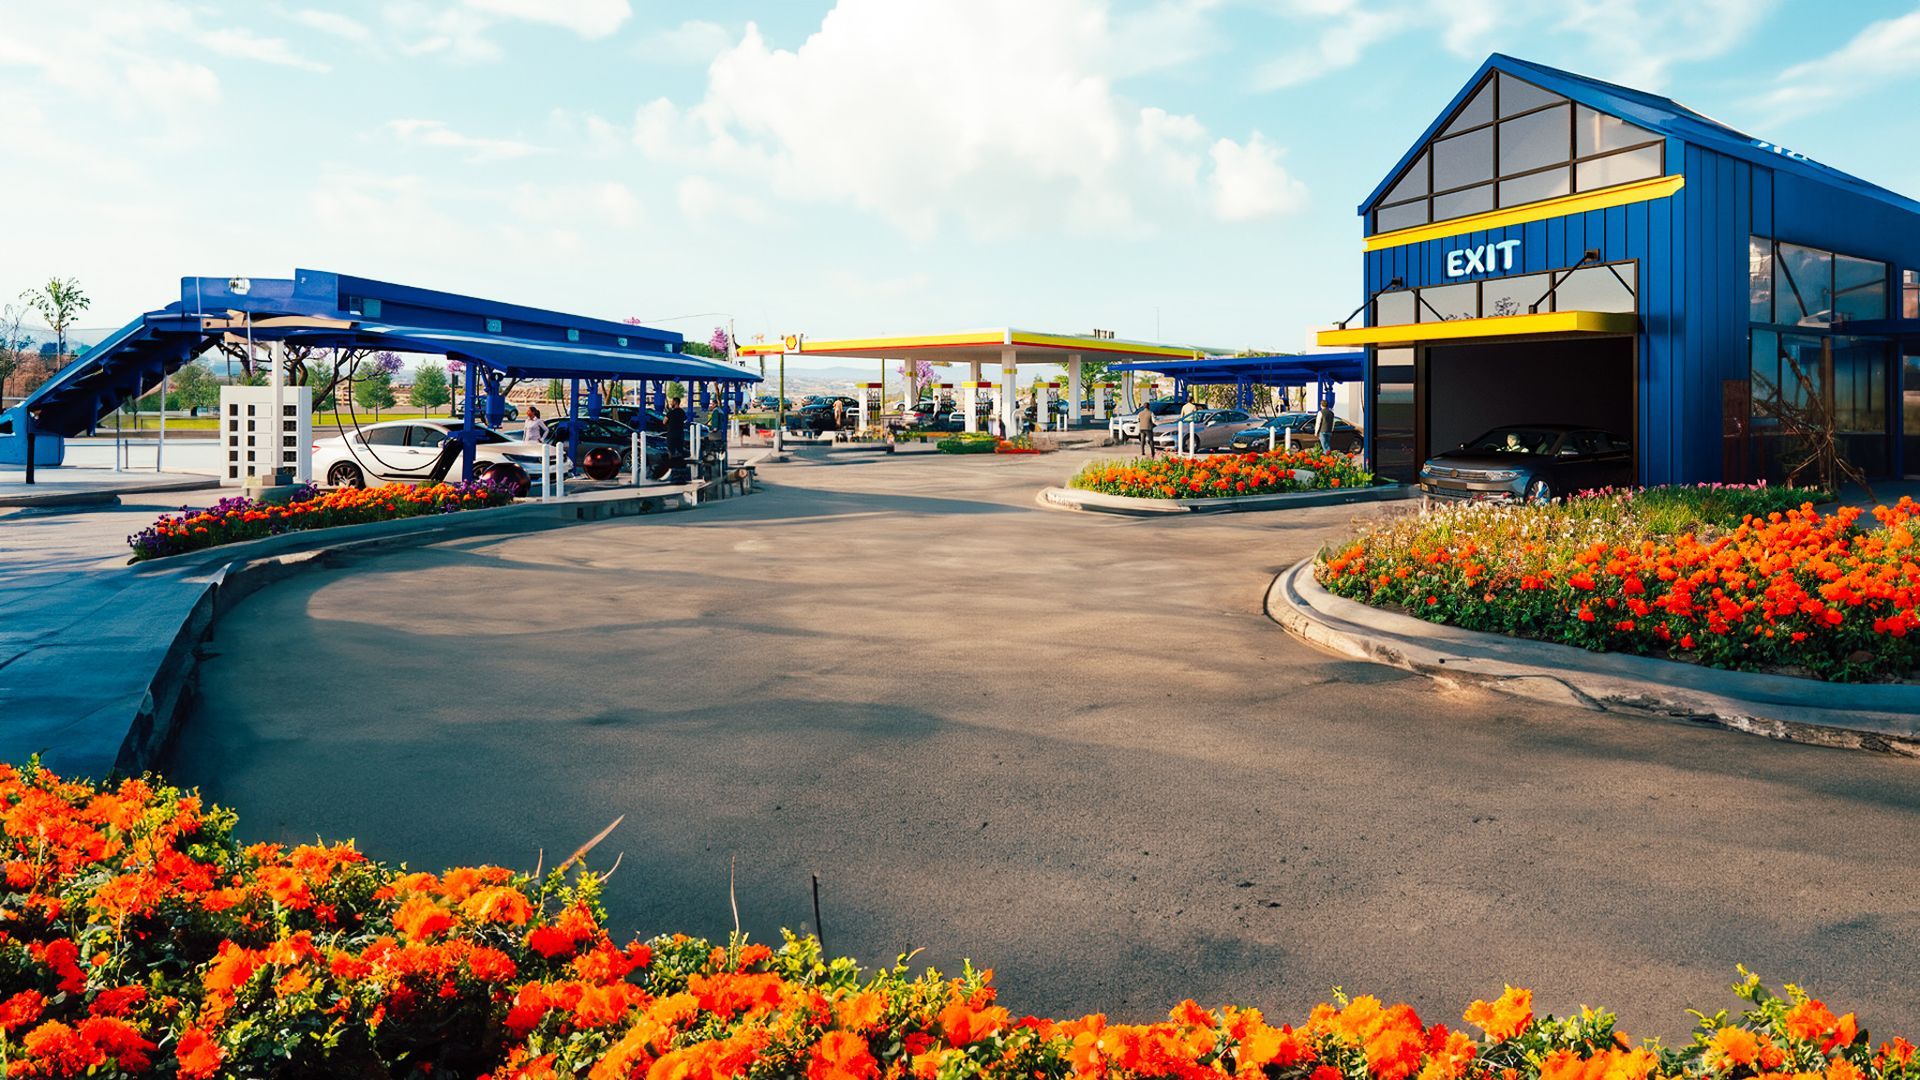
[6,0,1920,358]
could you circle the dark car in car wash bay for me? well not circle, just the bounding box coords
[1419,424,1631,502]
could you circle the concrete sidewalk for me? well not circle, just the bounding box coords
[0,469,220,507]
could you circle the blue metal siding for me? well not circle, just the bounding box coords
[1363,184,1692,484]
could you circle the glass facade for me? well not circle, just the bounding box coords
[1371,348,1416,481]
[1373,259,1636,325]
[1371,74,1664,233]
[1747,236,1894,479]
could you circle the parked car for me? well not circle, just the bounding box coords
[751,394,794,411]
[788,395,863,433]
[541,416,679,478]
[1225,413,1362,454]
[1109,396,1191,438]
[452,399,520,422]
[1418,424,1632,503]
[1151,408,1261,452]
[312,419,544,488]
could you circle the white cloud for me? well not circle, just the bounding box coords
[635,0,1308,238]
[1209,133,1309,221]
[464,0,631,39]
[123,60,221,108]
[638,19,735,64]
[202,27,331,72]
[387,118,544,162]
[1557,0,1778,89]
[1247,0,1778,92]
[1755,8,1920,121]
[293,10,373,41]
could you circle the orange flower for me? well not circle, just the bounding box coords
[808,1031,881,1080]
[1709,1026,1762,1067]
[176,1026,223,1079]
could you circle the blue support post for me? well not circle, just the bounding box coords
[588,381,602,420]
[459,358,479,482]
[483,371,506,428]
[568,378,581,468]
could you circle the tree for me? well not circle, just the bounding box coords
[355,369,396,418]
[545,378,564,402]
[21,278,89,360]
[411,362,451,414]
[169,361,221,414]
[0,302,27,405]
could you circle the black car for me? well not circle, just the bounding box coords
[452,399,520,422]
[1226,413,1362,453]
[1419,425,1632,503]
[788,395,862,433]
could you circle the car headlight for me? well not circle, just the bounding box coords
[1482,469,1522,482]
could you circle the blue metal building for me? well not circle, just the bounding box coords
[1319,54,1920,487]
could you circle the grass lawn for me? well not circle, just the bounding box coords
[103,410,465,433]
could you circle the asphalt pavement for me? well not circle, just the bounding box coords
[168,444,1920,1039]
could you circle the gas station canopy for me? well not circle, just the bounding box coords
[738,328,1214,365]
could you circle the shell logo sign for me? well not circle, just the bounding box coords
[783,334,801,352]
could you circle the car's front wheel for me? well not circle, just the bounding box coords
[1524,478,1553,503]
[326,461,365,489]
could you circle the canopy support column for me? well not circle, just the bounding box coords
[999,349,1019,436]
[1067,354,1083,428]
[965,360,981,433]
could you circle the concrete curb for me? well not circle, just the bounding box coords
[17,482,743,779]
[0,475,220,509]
[1265,557,1920,756]
[1037,482,1413,516]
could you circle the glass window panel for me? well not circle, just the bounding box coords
[1778,334,1824,412]
[1383,151,1428,202]
[1498,73,1563,116]
[1750,330,1780,423]
[1776,243,1833,326]
[1575,105,1657,157]
[1419,282,1478,322]
[1373,290,1416,326]
[1749,237,1774,324]
[1375,200,1428,232]
[1498,104,1570,175]
[1552,264,1638,313]
[1499,168,1570,207]
[1834,254,1887,323]
[363,426,407,446]
[1575,144,1662,191]
[1442,80,1495,135]
[1833,337,1890,433]
[1482,273,1551,318]
[1432,183,1494,220]
[1904,269,1920,319]
[1432,127,1494,191]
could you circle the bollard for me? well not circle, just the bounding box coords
[539,443,551,501]
[1284,428,1293,453]
[631,431,641,485]
[1268,427,1276,453]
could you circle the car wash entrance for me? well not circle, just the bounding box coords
[1419,336,1635,468]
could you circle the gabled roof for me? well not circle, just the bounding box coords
[1360,53,1920,218]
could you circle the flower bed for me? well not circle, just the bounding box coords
[1316,485,1920,682]
[127,481,515,562]
[1,760,1912,1079]
[937,433,998,454]
[1070,449,1374,499]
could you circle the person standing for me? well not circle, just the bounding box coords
[1315,397,1335,452]
[1180,398,1198,420]
[665,394,689,476]
[1137,403,1156,458]
[522,405,547,445]
[831,397,847,432]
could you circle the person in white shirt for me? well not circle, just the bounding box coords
[523,405,548,445]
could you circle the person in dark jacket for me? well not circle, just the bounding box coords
[1137,403,1157,458]
[665,395,688,471]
